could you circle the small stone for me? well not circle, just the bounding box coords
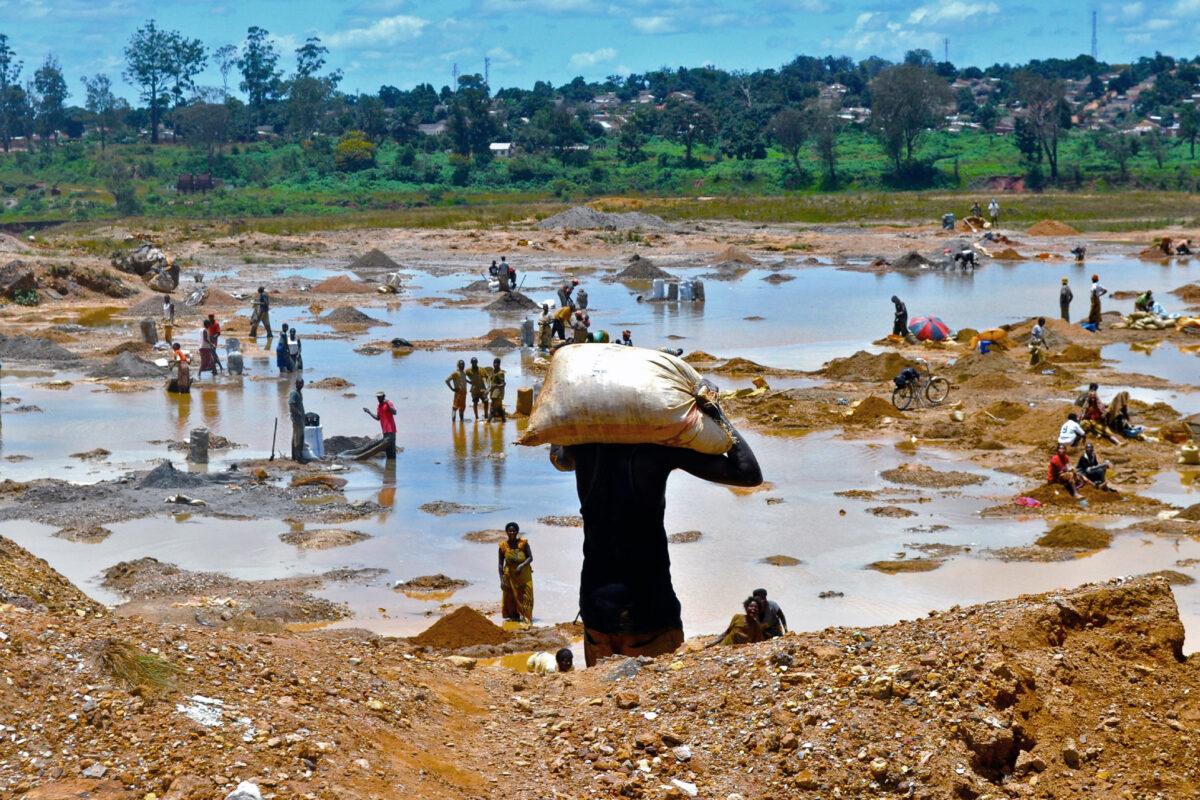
[82,764,108,779]
[670,778,698,797]
[770,650,795,667]
[1014,750,1047,775]
[780,732,799,750]
[223,782,263,800]
[634,732,660,749]
[615,692,640,709]
[659,729,684,746]
[365,699,385,711]
[794,769,819,789]
[445,655,477,670]
[867,676,893,699]
[869,758,889,779]
[1062,739,1081,768]
[672,745,693,762]
[513,695,533,712]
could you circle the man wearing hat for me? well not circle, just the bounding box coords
[363,390,397,459]
[1060,277,1073,322]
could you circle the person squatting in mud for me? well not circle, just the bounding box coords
[549,399,762,667]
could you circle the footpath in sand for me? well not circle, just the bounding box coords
[1,537,1197,799]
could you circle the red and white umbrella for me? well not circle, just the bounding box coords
[907,315,950,341]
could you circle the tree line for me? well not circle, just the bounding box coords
[2,23,1200,189]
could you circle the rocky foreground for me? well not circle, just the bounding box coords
[2,533,1197,800]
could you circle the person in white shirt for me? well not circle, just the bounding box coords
[1058,413,1086,449]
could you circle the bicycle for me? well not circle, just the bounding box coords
[891,358,950,411]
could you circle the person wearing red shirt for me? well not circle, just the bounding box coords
[1047,443,1085,497]
[363,390,397,459]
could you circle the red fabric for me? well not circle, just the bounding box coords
[377,400,397,434]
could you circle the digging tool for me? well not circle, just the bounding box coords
[269,417,278,461]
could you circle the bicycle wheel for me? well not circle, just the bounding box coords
[925,377,950,405]
[892,383,914,411]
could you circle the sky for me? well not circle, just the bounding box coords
[1,0,1199,103]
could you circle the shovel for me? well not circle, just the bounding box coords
[269,417,278,461]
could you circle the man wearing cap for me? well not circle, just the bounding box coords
[445,360,468,422]
[363,390,397,459]
[465,357,490,420]
[1060,277,1073,322]
[1088,274,1106,329]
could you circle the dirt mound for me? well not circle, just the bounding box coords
[715,245,756,264]
[682,350,720,364]
[881,463,986,488]
[348,248,400,271]
[848,395,897,423]
[483,291,539,311]
[893,251,933,269]
[88,351,166,379]
[537,206,667,230]
[1171,283,1200,306]
[1027,219,1078,236]
[0,536,105,615]
[712,357,770,374]
[139,460,241,489]
[613,257,673,281]
[990,247,1025,260]
[201,288,242,307]
[1175,503,1200,521]
[123,295,199,317]
[312,274,376,294]
[279,528,369,550]
[1036,522,1112,549]
[410,605,511,649]
[463,529,507,543]
[0,333,80,362]
[324,435,371,455]
[537,515,582,527]
[944,351,1022,381]
[104,340,153,356]
[1053,344,1101,363]
[819,350,918,382]
[762,272,794,284]
[322,306,383,325]
[485,335,517,349]
[396,574,469,592]
[762,555,801,566]
[310,377,353,390]
[985,399,1029,420]
[964,373,1019,391]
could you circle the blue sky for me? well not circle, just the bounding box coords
[1,0,1198,102]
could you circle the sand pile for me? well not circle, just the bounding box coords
[990,247,1025,260]
[985,399,1029,420]
[537,206,667,230]
[964,373,1019,391]
[848,395,896,422]
[322,306,383,325]
[1027,220,1078,236]
[819,351,919,382]
[483,291,539,311]
[881,463,986,488]
[310,377,353,390]
[614,256,673,281]
[124,295,199,317]
[893,251,933,269]
[312,275,375,294]
[486,335,517,349]
[762,273,794,284]
[279,528,371,550]
[105,340,153,356]
[89,351,166,379]
[1053,344,1101,363]
[1036,522,1112,549]
[943,351,1021,381]
[0,333,80,362]
[1171,283,1200,305]
[140,460,241,489]
[202,288,242,307]
[410,606,511,649]
[348,248,400,271]
[715,245,756,264]
[396,574,469,592]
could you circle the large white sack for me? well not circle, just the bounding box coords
[517,344,733,454]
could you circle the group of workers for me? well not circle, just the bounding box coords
[444,356,507,422]
[163,295,226,392]
[709,589,788,647]
[969,198,1001,228]
[1050,383,1143,497]
[275,324,303,373]
[489,257,518,292]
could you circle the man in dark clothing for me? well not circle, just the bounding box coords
[250,287,272,338]
[1060,278,1073,322]
[891,296,908,337]
[550,404,762,667]
[1077,443,1111,490]
[288,378,307,463]
[752,588,787,639]
[557,282,576,313]
[363,390,397,458]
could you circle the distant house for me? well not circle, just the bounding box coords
[636,90,656,104]
[1125,119,1161,136]
[417,122,447,136]
[489,142,514,157]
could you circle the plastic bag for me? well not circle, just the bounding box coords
[517,344,733,454]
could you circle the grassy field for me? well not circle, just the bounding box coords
[1,127,1198,232]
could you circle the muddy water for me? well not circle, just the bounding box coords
[5,254,1200,649]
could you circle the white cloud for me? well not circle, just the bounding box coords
[1120,2,1144,18]
[632,15,678,34]
[568,47,617,69]
[908,1,999,25]
[478,0,598,12]
[852,12,875,31]
[326,14,428,48]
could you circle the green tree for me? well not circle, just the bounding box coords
[868,63,951,171]
[176,102,231,169]
[81,73,118,150]
[238,26,281,125]
[354,94,387,141]
[0,34,21,152]
[1015,72,1067,181]
[767,107,809,171]
[447,74,497,157]
[659,96,714,166]
[31,54,68,147]
[617,125,645,164]
[1013,117,1042,165]
[123,19,176,143]
[1144,130,1167,169]
[167,36,207,113]
[100,154,140,216]
[1099,132,1135,181]
[1180,104,1199,159]
[213,44,238,99]
[334,130,376,171]
[295,37,328,78]
[811,101,842,186]
[721,110,767,160]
